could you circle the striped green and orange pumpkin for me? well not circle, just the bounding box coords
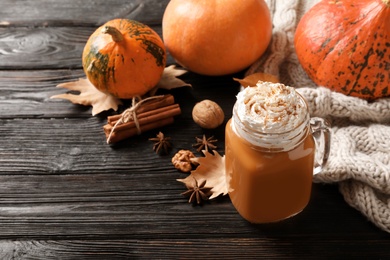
[82,19,166,99]
[294,0,390,100]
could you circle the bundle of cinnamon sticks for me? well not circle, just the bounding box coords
[103,94,181,144]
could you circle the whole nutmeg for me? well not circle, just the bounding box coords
[192,99,224,129]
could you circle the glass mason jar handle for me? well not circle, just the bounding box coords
[310,117,331,175]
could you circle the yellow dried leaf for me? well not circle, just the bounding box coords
[233,72,279,88]
[149,65,192,96]
[51,78,122,116]
[177,150,227,200]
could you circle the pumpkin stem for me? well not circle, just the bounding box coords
[383,0,390,6]
[102,26,124,42]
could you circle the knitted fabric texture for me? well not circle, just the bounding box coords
[248,0,390,233]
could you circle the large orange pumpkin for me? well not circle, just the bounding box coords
[162,0,272,76]
[294,0,390,100]
[82,19,166,99]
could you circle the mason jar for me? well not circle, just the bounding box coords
[225,82,330,223]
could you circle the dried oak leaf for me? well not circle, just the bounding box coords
[51,78,122,116]
[177,150,227,200]
[233,72,279,88]
[149,65,192,96]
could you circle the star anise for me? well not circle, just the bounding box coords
[192,134,217,152]
[149,131,172,155]
[181,177,212,204]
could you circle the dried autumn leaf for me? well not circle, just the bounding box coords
[51,78,122,116]
[149,65,192,96]
[233,72,279,88]
[177,150,227,200]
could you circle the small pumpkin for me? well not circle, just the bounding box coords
[82,19,166,99]
[294,0,390,100]
[162,0,272,76]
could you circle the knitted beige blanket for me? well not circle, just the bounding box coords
[247,0,390,232]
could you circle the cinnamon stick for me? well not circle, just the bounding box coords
[104,104,181,135]
[105,117,175,144]
[107,94,175,124]
[103,95,181,144]
[108,104,179,127]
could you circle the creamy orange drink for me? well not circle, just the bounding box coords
[225,82,329,223]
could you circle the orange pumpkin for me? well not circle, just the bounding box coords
[294,0,390,100]
[82,19,166,99]
[162,0,272,76]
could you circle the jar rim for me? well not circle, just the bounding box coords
[232,92,311,152]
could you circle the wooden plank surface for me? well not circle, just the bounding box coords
[0,0,169,26]
[0,26,174,69]
[0,0,389,259]
[0,237,388,259]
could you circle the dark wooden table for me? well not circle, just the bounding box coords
[1,0,389,259]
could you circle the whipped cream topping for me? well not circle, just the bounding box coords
[233,81,309,150]
[236,81,306,133]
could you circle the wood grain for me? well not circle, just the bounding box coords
[0,174,384,240]
[0,117,226,174]
[0,69,237,118]
[0,0,170,27]
[0,0,389,258]
[0,238,389,259]
[0,26,173,70]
